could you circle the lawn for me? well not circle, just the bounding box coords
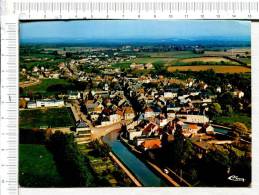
[21,78,71,95]
[212,113,251,129]
[19,144,64,187]
[19,107,76,129]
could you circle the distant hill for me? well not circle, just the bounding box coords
[20,36,251,47]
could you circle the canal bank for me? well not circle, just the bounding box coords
[103,131,168,187]
[119,134,190,187]
[102,124,235,187]
[212,124,231,134]
[108,152,142,187]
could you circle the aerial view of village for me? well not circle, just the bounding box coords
[19,20,251,187]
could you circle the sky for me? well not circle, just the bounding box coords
[20,20,250,43]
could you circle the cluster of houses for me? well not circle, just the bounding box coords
[116,75,239,153]
[20,48,136,82]
[123,115,216,152]
[84,90,135,127]
[21,66,60,80]
[130,63,154,70]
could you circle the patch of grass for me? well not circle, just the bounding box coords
[22,79,71,95]
[212,113,251,129]
[111,62,131,69]
[19,73,28,82]
[19,144,64,187]
[19,107,76,128]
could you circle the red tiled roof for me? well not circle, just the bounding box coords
[116,109,124,116]
[188,124,199,129]
[142,123,157,134]
[124,107,134,114]
[141,139,161,149]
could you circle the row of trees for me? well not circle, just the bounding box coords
[46,131,95,187]
[157,123,251,186]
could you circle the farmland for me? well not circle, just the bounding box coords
[111,48,250,71]
[19,107,75,129]
[21,78,71,96]
[167,65,251,73]
[180,57,238,63]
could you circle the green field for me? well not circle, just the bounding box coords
[19,107,76,129]
[111,62,132,69]
[212,113,251,129]
[111,51,207,69]
[133,57,175,64]
[21,79,71,95]
[19,48,66,71]
[140,51,205,58]
[238,58,251,66]
[19,144,64,187]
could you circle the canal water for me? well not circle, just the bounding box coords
[103,126,229,187]
[103,131,167,187]
[213,126,229,134]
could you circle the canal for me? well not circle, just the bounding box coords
[213,125,230,134]
[103,131,167,187]
[102,125,230,187]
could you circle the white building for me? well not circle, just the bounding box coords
[124,107,135,120]
[27,101,37,109]
[164,92,178,99]
[35,99,64,108]
[144,108,156,119]
[68,91,80,100]
[109,114,122,123]
[189,91,200,96]
[167,110,176,118]
[32,66,39,72]
[216,87,222,93]
[176,114,209,124]
[128,129,143,141]
[233,90,245,99]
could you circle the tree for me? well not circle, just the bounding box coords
[226,104,233,115]
[200,150,231,186]
[232,122,248,137]
[19,87,24,96]
[182,139,195,163]
[210,103,222,116]
[46,131,94,187]
[218,92,233,109]
[172,126,194,168]
[19,98,27,108]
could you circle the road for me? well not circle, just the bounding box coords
[71,100,131,139]
[19,77,41,88]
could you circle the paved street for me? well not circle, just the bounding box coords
[71,100,132,139]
